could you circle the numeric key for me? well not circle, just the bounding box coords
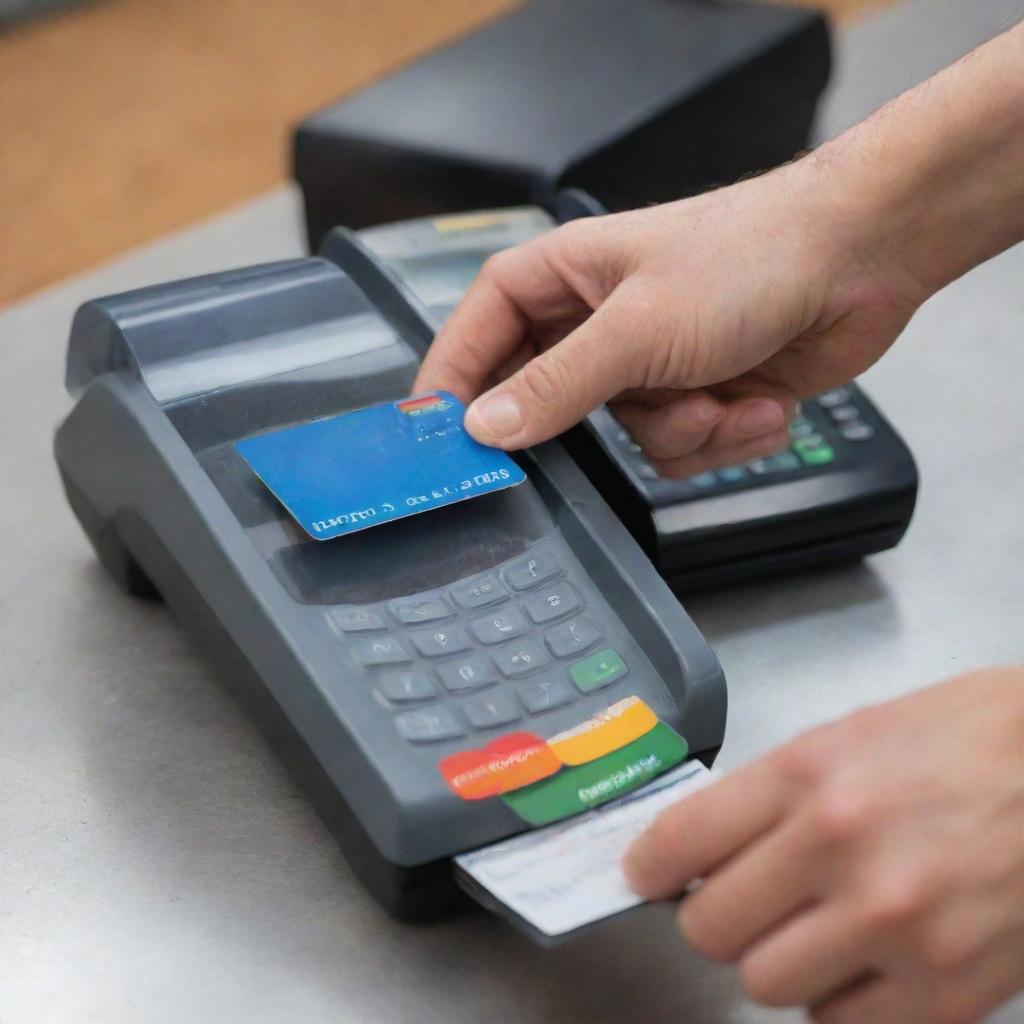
[409,625,471,658]
[495,641,550,678]
[389,597,452,625]
[544,615,603,658]
[377,671,437,703]
[505,550,560,590]
[523,582,581,624]
[463,692,521,730]
[517,678,575,714]
[469,607,528,644]
[395,706,465,743]
[451,575,508,609]
[354,636,412,666]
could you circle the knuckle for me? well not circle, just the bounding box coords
[921,921,982,972]
[516,354,573,409]
[860,874,934,930]
[773,739,828,789]
[807,790,873,846]
[677,897,735,963]
[737,956,790,1007]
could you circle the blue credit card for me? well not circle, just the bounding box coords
[235,392,526,541]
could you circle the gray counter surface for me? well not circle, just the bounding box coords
[2,1,1023,1020]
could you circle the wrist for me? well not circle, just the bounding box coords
[802,23,1024,306]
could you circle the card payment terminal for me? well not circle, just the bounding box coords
[55,257,726,917]
[323,200,918,591]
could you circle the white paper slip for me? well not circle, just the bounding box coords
[455,760,717,938]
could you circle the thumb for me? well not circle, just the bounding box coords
[464,298,640,449]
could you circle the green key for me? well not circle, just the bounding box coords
[793,434,835,465]
[797,444,835,465]
[570,648,627,692]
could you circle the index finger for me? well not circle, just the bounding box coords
[412,265,527,402]
[622,757,792,900]
[412,236,585,402]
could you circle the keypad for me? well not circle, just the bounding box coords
[470,607,528,645]
[602,385,883,498]
[523,582,580,624]
[544,615,603,658]
[337,547,636,743]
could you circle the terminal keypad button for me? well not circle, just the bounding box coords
[545,615,603,658]
[517,678,575,715]
[438,656,500,693]
[333,608,386,632]
[523,582,580,624]
[570,648,628,693]
[390,597,452,625]
[395,706,465,743]
[505,551,561,591]
[450,574,508,610]
[463,691,521,730]
[377,671,437,703]
[495,641,550,677]
[817,387,850,408]
[840,421,875,442]
[409,625,471,658]
[354,636,413,666]
[773,451,801,471]
[829,404,860,422]
[470,607,529,645]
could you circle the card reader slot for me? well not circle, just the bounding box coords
[168,346,416,452]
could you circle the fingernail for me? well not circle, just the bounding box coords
[737,399,783,436]
[467,392,523,441]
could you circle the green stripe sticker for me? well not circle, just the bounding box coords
[501,722,689,826]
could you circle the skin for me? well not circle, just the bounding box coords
[415,22,1024,1022]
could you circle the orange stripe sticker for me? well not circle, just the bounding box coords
[548,696,658,766]
[439,732,561,801]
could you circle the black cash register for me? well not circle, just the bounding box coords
[55,257,726,917]
[322,202,919,591]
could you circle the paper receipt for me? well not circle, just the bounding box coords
[455,760,717,938]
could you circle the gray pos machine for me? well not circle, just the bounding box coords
[54,257,726,917]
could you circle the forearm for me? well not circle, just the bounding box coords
[808,21,1024,302]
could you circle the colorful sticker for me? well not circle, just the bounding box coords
[501,722,688,826]
[439,732,561,801]
[548,696,658,766]
[395,394,452,417]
